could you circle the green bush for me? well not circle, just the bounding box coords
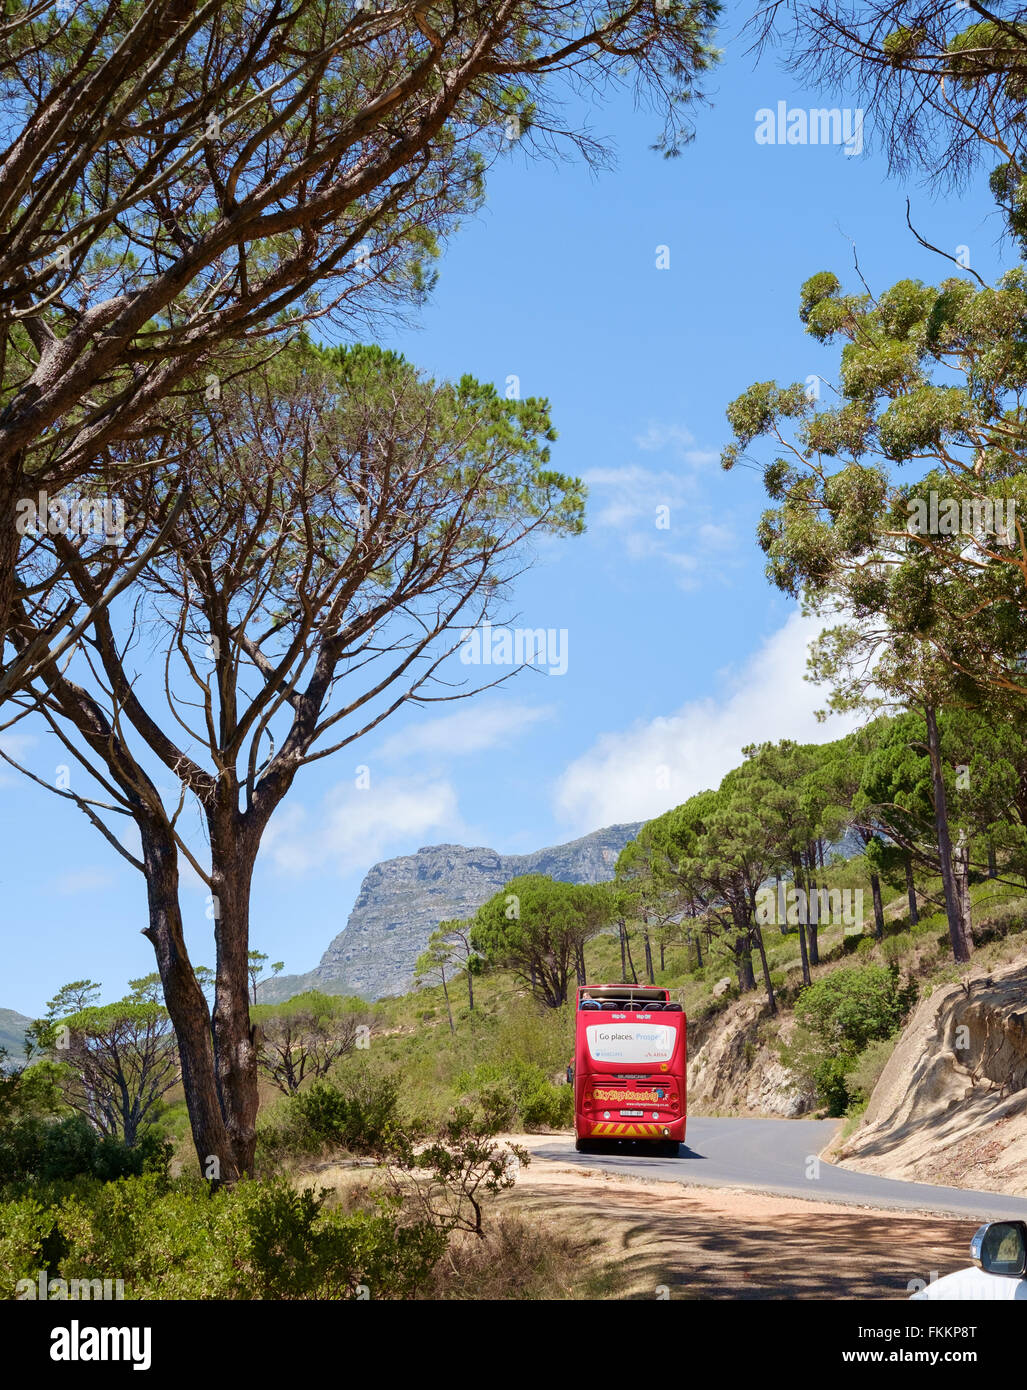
[2,1172,443,1300]
[261,1073,403,1163]
[785,964,916,1115]
[881,932,912,965]
[0,1196,57,1293]
[0,1113,171,1192]
[810,1053,851,1116]
[846,1036,899,1108]
[795,964,914,1055]
[455,1059,572,1131]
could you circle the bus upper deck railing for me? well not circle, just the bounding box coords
[578,999,683,1011]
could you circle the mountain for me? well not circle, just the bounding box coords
[0,1008,32,1063]
[260,822,644,1003]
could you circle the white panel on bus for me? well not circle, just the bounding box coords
[585,1023,676,1064]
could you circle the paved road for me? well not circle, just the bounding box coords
[529,1117,1027,1221]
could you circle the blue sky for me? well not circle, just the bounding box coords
[1,6,1011,1014]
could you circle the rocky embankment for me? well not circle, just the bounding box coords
[687,990,814,1118]
[828,955,1027,1194]
[261,822,642,1003]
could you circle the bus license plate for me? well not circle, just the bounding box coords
[620,1109,644,1117]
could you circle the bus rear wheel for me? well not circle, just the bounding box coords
[575,1137,595,1154]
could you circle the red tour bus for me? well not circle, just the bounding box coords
[574,983,686,1156]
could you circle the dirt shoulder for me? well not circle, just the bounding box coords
[506,1143,973,1300]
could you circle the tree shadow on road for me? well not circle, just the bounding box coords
[512,1179,972,1301]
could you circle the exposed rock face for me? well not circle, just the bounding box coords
[686,997,814,1118]
[260,822,643,1003]
[829,954,1027,1194]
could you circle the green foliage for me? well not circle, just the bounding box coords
[795,964,914,1054]
[0,1069,533,1297]
[262,1073,403,1164]
[471,875,613,1007]
[786,964,916,1114]
[28,980,178,1147]
[724,254,1027,719]
[845,1036,900,1109]
[0,1111,171,1192]
[1,1171,442,1301]
[456,1059,572,1131]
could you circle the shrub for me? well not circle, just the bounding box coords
[0,1112,171,1192]
[881,931,912,965]
[5,1172,444,1300]
[0,1197,57,1294]
[785,964,916,1115]
[261,1072,404,1163]
[455,1059,572,1131]
[846,1036,899,1108]
[795,964,913,1056]
[810,1053,851,1117]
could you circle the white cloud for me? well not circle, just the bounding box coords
[0,730,37,787]
[53,868,116,896]
[265,775,462,876]
[553,610,864,832]
[584,464,696,529]
[583,428,737,588]
[634,422,718,469]
[377,702,553,761]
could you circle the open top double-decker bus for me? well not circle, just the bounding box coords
[573,983,686,1156]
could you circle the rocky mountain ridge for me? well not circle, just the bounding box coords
[260,822,643,1003]
[0,1007,32,1063]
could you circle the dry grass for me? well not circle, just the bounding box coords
[292,1158,602,1299]
[413,1211,601,1300]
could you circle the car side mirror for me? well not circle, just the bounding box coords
[970,1221,1027,1277]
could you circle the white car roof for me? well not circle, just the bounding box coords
[910,1266,1027,1301]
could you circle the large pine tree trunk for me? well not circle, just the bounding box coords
[139,828,239,1182]
[208,820,261,1179]
[925,705,973,964]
